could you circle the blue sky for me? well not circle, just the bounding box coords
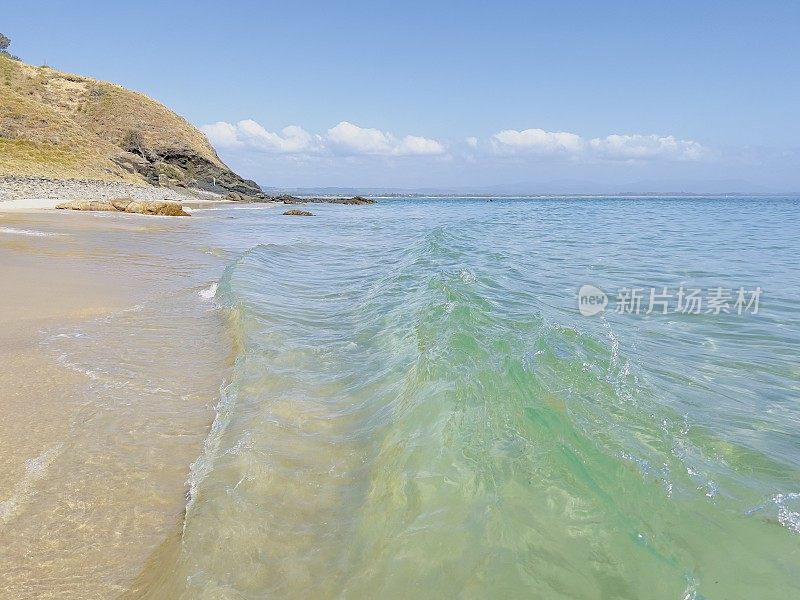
[4,1,799,191]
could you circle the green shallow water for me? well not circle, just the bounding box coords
[142,197,799,599]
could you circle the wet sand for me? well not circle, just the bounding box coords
[0,209,232,598]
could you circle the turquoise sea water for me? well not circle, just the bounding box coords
[144,197,800,599]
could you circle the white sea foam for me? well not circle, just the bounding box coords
[0,444,63,524]
[746,491,800,534]
[0,226,59,237]
[459,268,476,283]
[56,351,101,380]
[199,282,219,300]
[184,383,234,525]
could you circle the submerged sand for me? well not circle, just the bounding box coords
[0,209,233,598]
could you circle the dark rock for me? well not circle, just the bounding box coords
[156,150,262,196]
[224,192,375,205]
[283,209,313,216]
[279,195,375,205]
[344,196,375,205]
[225,191,268,203]
[114,147,263,197]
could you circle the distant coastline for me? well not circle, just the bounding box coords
[280,190,799,199]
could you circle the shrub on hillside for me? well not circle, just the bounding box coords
[0,32,20,61]
[121,129,147,157]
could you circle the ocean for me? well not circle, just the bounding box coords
[24,197,800,598]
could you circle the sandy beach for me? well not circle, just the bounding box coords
[0,203,233,598]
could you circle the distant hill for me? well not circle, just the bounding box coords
[0,54,259,194]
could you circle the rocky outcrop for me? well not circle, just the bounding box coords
[55,198,190,216]
[118,149,263,197]
[225,191,271,203]
[330,195,374,205]
[224,192,376,205]
[283,209,314,216]
[281,195,376,205]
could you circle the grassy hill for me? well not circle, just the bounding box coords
[0,54,260,194]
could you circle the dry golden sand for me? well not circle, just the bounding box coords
[0,209,231,598]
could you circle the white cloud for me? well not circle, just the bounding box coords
[202,121,241,148]
[202,120,320,153]
[491,128,707,161]
[203,120,707,164]
[397,135,446,156]
[204,119,445,157]
[492,128,585,154]
[327,121,445,156]
[588,134,706,161]
[237,121,318,153]
[327,121,395,155]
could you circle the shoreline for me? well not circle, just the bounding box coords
[0,206,234,597]
[0,195,238,213]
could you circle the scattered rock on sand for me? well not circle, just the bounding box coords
[55,198,190,216]
[283,209,314,216]
[0,176,197,203]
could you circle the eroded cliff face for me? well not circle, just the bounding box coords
[113,147,262,196]
[0,54,260,195]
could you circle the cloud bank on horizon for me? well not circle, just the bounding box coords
[203,120,708,163]
[491,129,707,161]
[203,120,446,157]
